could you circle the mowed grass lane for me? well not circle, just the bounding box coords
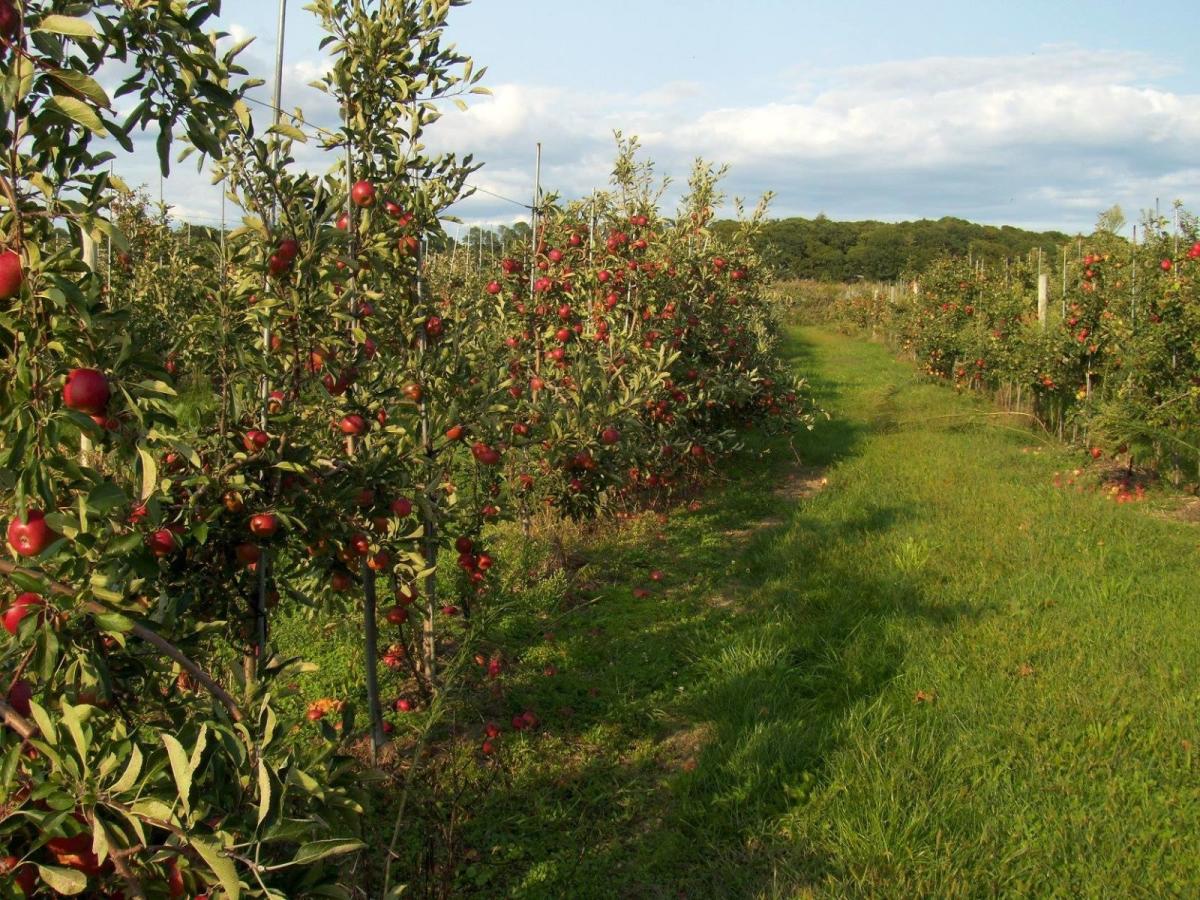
[387,327,1200,897]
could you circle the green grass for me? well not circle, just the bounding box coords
[290,327,1200,897]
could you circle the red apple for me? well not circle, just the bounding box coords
[7,509,55,557]
[167,859,186,898]
[248,513,279,538]
[277,237,300,261]
[471,442,501,465]
[338,414,367,436]
[146,529,177,557]
[330,570,353,592]
[350,180,376,207]
[445,424,465,442]
[47,833,101,876]
[391,496,413,517]
[348,532,370,556]
[601,426,621,445]
[62,368,110,415]
[1,855,36,896]
[267,253,291,277]
[385,605,408,625]
[0,249,22,300]
[3,593,43,635]
[243,430,270,452]
[7,679,32,717]
[234,543,261,567]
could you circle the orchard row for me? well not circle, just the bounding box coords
[0,1,809,896]
[813,217,1200,476]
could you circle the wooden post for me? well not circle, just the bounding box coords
[1061,245,1067,317]
[79,226,98,460]
[417,225,439,693]
[529,142,541,305]
[1037,274,1049,328]
[1131,224,1138,330]
[106,162,113,296]
[362,563,386,754]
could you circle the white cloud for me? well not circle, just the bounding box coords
[421,45,1200,232]
[138,43,1199,234]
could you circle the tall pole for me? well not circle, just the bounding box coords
[529,143,542,288]
[530,143,542,375]
[250,0,289,685]
[106,162,113,297]
[272,0,287,121]
[1061,245,1067,317]
[1131,224,1138,332]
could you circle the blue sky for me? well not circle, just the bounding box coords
[131,1,1200,234]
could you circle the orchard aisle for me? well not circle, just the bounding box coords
[455,326,1200,897]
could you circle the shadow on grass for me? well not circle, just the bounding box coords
[435,330,973,898]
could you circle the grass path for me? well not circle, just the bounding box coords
[422,328,1200,897]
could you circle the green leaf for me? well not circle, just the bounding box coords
[276,839,367,869]
[58,702,90,771]
[35,15,97,39]
[92,820,110,865]
[86,481,126,516]
[156,119,173,176]
[136,446,157,501]
[43,96,106,134]
[130,798,175,823]
[261,704,278,751]
[268,121,308,143]
[26,701,55,746]
[35,865,88,895]
[162,733,193,817]
[189,725,208,778]
[190,836,240,899]
[109,743,143,794]
[6,568,44,593]
[93,612,134,634]
[46,69,110,108]
[256,758,271,826]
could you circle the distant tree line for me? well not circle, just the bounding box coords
[719,214,1075,282]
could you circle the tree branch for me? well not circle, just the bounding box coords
[0,697,36,740]
[0,560,243,723]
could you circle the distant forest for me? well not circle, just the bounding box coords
[401,212,1083,284]
[723,215,1074,282]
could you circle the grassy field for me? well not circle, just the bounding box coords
[284,326,1200,897]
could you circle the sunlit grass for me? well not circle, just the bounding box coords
[287,326,1200,896]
